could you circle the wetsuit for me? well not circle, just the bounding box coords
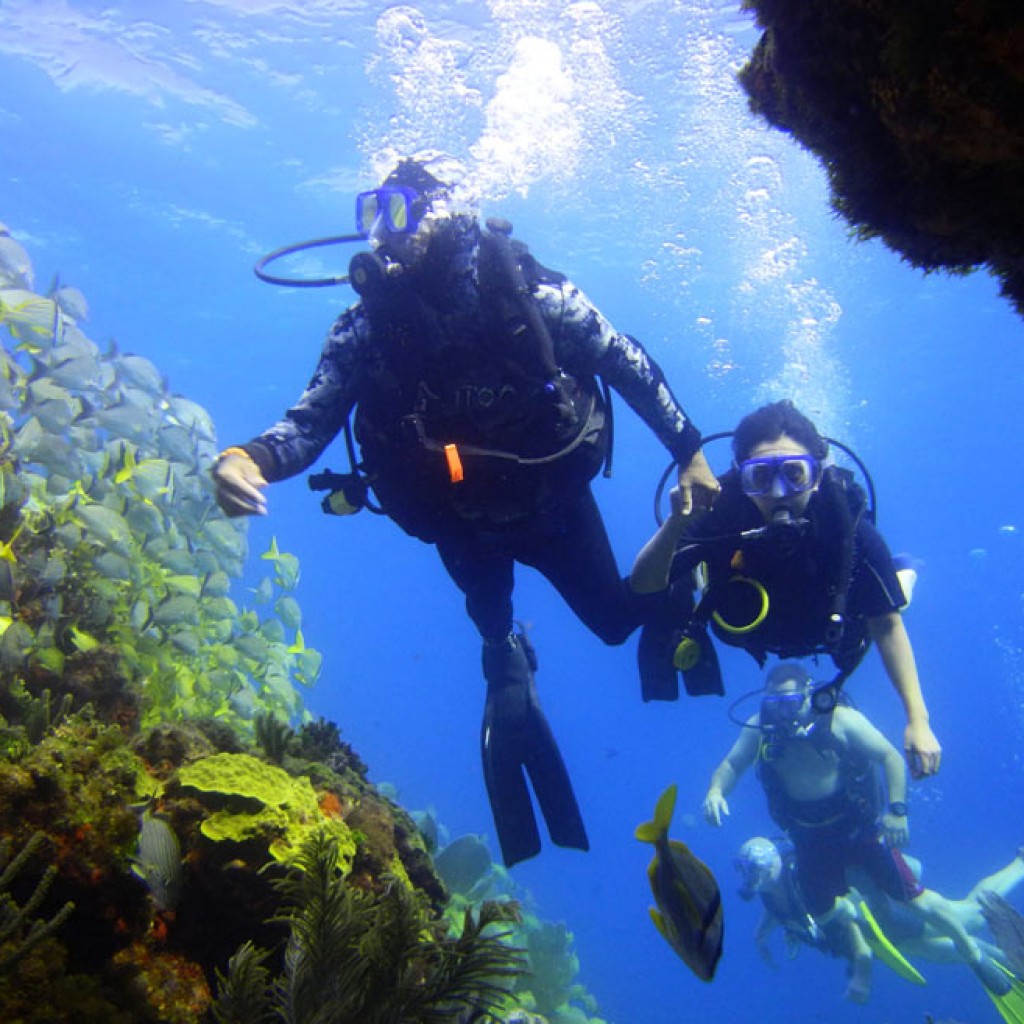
[240,243,700,647]
[234,229,702,866]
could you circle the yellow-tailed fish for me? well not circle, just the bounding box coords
[636,783,723,982]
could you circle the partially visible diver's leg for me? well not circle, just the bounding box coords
[437,524,588,865]
[436,532,515,640]
[480,631,588,866]
[517,488,721,699]
[436,531,540,864]
[899,933,1003,964]
[910,888,985,966]
[959,849,1024,932]
[516,488,641,645]
[818,897,874,1003]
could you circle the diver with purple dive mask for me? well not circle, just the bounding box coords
[631,398,941,782]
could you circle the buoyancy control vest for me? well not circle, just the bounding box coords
[675,465,873,674]
[756,705,883,837]
[352,220,611,540]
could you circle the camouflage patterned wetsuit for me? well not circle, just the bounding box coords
[239,247,701,646]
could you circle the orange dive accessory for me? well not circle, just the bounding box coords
[444,443,464,483]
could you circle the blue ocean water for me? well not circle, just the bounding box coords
[2,2,1023,1022]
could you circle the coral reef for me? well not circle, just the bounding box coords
[0,831,75,972]
[737,1,1024,314]
[0,230,610,1023]
[210,829,525,1024]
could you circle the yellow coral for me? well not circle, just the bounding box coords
[177,753,356,868]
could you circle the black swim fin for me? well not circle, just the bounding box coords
[481,631,589,867]
[637,618,681,701]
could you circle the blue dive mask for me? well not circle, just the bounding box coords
[759,691,809,732]
[739,454,819,498]
[355,186,423,238]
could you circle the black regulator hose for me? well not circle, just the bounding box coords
[253,234,366,287]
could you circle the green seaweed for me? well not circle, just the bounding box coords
[0,832,74,974]
[211,829,525,1024]
[253,710,297,764]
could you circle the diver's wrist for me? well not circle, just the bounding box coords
[887,801,908,818]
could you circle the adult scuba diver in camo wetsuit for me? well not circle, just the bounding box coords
[213,151,719,867]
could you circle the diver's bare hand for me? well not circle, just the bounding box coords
[676,449,720,516]
[881,812,909,849]
[703,789,729,827]
[904,720,941,778]
[212,450,268,517]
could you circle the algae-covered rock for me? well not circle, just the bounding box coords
[738,1,1024,314]
[177,752,357,867]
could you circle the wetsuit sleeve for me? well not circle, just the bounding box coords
[849,520,905,618]
[237,307,365,483]
[535,279,702,464]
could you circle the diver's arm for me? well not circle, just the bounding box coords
[630,488,691,594]
[838,707,909,847]
[754,908,780,967]
[538,281,704,464]
[703,720,760,826]
[676,449,719,514]
[867,612,942,779]
[236,308,363,484]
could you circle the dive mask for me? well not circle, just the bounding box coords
[355,186,423,238]
[739,454,820,497]
[759,689,815,738]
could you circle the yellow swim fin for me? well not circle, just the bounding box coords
[857,900,927,986]
[980,959,1024,1024]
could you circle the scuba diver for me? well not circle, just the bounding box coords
[630,398,941,778]
[735,834,1024,972]
[701,663,1024,1014]
[212,150,719,868]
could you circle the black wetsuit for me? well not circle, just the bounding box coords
[242,237,700,648]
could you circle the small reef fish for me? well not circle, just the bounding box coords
[0,223,33,289]
[131,809,184,912]
[635,783,723,982]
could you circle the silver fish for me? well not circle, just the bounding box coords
[0,230,33,290]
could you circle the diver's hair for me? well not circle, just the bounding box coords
[764,661,813,692]
[732,399,828,462]
[736,836,781,870]
[382,150,468,203]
